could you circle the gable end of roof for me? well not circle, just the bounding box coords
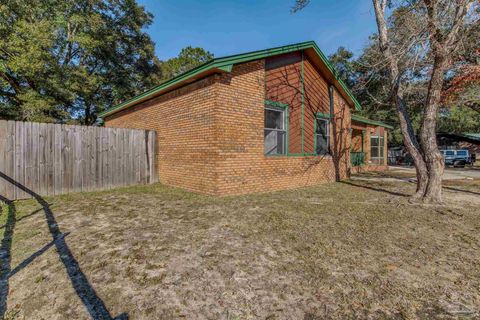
[99,41,362,118]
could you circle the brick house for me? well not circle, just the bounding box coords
[100,41,392,196]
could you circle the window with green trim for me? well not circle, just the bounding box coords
[370,135,385,164]
[315,117,330,155]
[264,104,287,155]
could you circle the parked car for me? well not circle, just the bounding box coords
[440,149,475,168]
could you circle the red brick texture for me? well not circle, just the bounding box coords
[104,55,384,196]
[104,76,220,194]
[350,122,389,172]
[214,59,351,195]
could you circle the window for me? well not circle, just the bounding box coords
[264,104,287,155]
[456,150,467,157]
[315,118,329,155]
[370,135,385,164]
[445,150,455,156]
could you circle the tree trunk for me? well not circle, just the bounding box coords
[395,95,429,199]
[372,0,429,200]
[84,105,92,125]
[420,55,447,203]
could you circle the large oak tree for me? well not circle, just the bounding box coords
[0,0,161,124]
[294,0,479,203]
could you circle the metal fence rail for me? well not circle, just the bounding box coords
[351,151,365,166]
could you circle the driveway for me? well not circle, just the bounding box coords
[390,165,480,180]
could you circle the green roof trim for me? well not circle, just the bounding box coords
[464,133,480,140]
[351,115,394,129]
[265,100,288,108]
[218,64,233,72]
[315,112,331,119]
[99,41,362,118]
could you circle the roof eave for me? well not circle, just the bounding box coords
[351,115,394,129]
[98,64,231,118]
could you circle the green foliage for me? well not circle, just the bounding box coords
[322,1,480,147]
[291,0,310,13]
[326,6,480,146]
[160,46,213,81]
[438,106,480,134]
[0,0,161,124]
[328,47,356,88]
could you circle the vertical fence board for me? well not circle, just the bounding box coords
[24,122,33,198]
[148,131,157,183]
[81,126,90,192]
[95,127,102,190]
[119,129,125,187]
[0,120,8,198]
[32,122,40,195]
[62,125,70,194]
[4,121,16,199]
[38,123,46,196]
[128,131,134,185]
[101,128,107,189]
[53,124,62,195]
[14,122,24,198]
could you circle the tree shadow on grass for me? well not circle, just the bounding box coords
[340,180,410,197]
[0,171,127,320]
[0,207,43,230]
[443,186,480,196]
[0,194,15,320]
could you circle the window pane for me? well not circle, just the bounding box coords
[371,137,379,147]
[316,119,329,155]
[264,129,285,155]
[371,147,379,158]
[446,150,454,156]
[316,134,328,155]
[264,108,284,130]
[457,150,467,156]
[316,118,328,135]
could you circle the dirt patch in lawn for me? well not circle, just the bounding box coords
[1,175,479,319]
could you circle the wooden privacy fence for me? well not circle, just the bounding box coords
[0,120,157,200]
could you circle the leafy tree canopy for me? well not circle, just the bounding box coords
[0,0,162,124]
[159,46,214,81]
[326,3,480,145]
[0,0,213,125]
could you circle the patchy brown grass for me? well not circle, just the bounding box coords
[1,175,479,319]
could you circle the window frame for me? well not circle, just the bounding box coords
[370,135,385,164]
[264,101,288,156]
[314,113,330,156]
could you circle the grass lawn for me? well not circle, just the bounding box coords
[1,172,479,319]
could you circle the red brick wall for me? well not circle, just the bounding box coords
[331,87,352,179]
[350,122,389,170]
[351,130,363,152]
[303,57,331,154]
[104,76,220,194]
[214,59,352,195]
[104,55,355,196]
[265,52,303,154]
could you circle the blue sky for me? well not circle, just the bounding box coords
[137,0,378,60]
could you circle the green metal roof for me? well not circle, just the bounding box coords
[351,115,394,130]
[464,133,480,140]
[99,41,362,118]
